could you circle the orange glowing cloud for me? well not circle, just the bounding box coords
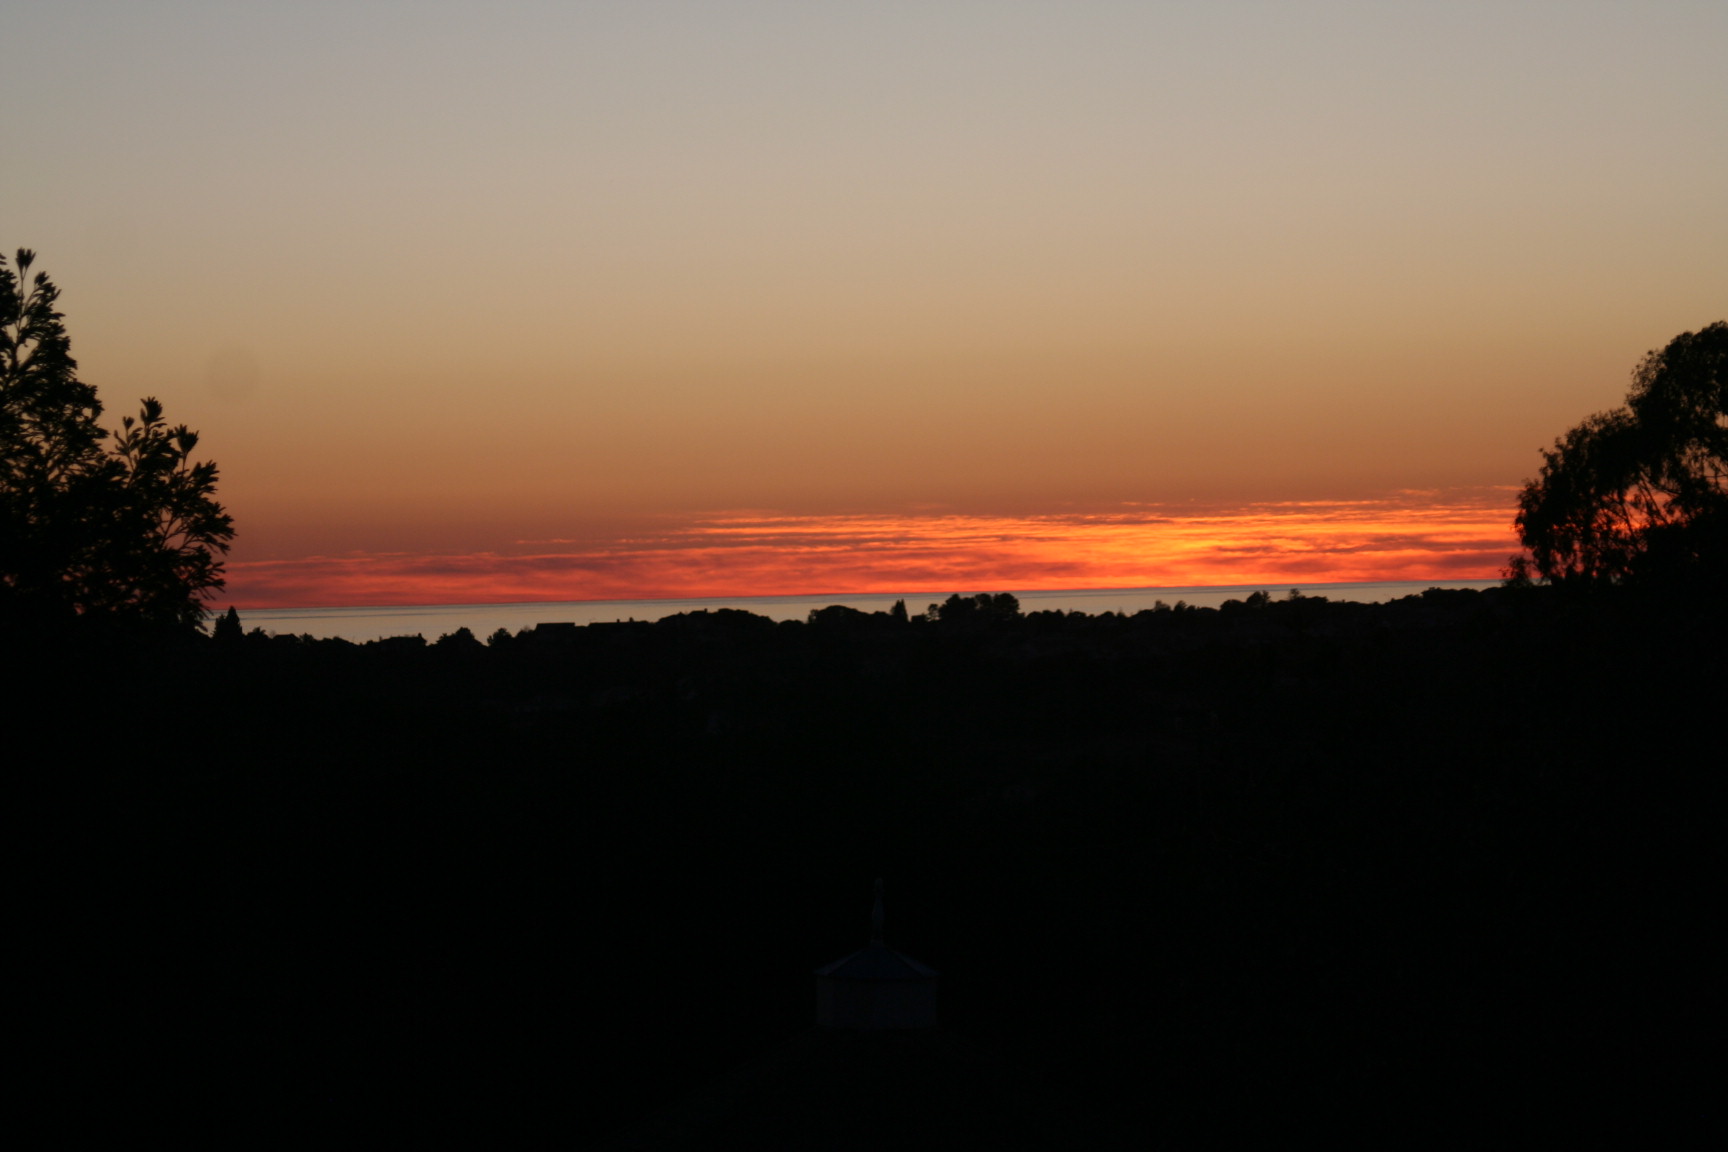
[223,488,1520,609]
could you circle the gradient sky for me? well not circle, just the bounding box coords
[4,2,1724,606]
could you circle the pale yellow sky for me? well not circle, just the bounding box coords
[5,1,1724,592]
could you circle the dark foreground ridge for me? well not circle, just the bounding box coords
[15,586,1719,1145]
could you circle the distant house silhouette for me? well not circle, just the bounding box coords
[606,881,1071,1150]
[815,879,938,1031]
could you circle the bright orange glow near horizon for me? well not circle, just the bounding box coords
[223,489,1517,609]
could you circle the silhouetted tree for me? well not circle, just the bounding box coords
[807,604,873,629]
[1,249,234,628]
[435,625,484,652]
[213,605,244,644]
[1511,322,1726,587]
[935,592,1021,624]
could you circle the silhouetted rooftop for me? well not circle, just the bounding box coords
[816,944,937,982]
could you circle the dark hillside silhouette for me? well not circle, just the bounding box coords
[17,585,1718,1144]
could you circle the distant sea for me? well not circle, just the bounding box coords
[234,579,1503,643]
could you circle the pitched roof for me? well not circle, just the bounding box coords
[815,943,937,981]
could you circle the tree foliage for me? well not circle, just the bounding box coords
[2,249,234,628]
[1512,322,1726,588]
[932,592,1021,624]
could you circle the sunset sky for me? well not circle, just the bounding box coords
[4,2,1724,607]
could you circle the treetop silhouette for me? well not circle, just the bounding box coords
[1511,321,1726,588]
[2,249,234,629]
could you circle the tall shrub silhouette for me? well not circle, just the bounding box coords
[2,249,234,628]
[1511,322,1726,587]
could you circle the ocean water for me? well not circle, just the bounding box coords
[232,579,1503,643]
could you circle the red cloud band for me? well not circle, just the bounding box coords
[225,493,1520,609]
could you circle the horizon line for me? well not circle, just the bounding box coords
[228,575,1505,617]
